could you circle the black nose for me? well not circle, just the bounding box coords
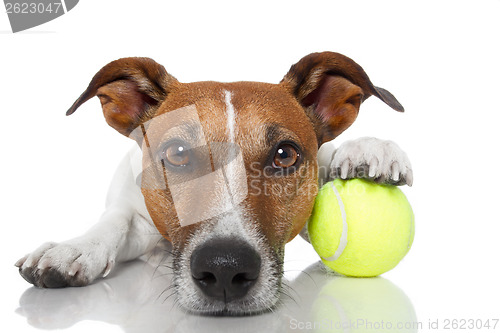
[190,238,261,302]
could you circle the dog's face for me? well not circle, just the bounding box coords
[67,52,403,315]
[139,82,320,314]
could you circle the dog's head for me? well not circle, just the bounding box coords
[67,52,403,315]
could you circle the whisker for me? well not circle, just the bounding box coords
[156,287,172,303]
[170,295,182,312]
[279,289,298,306]
[151,255,174,279]
[283,269,317,288]
[162,290,178,304]
[152,272,175,279]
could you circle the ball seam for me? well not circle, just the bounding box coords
[322,181,348,262]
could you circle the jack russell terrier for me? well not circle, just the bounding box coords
[16,52,412,315]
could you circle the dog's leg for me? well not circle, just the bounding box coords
[329,137,413,186]
[16,148,162,288]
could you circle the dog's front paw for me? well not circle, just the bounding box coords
[15,239,116,288]
[330,137,413,186]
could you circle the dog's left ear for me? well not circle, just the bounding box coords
[66,57,178,138]
[281,52,404,144]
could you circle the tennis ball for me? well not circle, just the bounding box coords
[308,178,414,277]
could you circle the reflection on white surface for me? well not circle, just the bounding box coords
[16,252,417,332]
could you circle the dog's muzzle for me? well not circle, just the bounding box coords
[190,238,261,302]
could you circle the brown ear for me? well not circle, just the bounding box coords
[66,57,178,137]
[281,52,404,144]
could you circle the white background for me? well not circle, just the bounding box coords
[1,0,499,332]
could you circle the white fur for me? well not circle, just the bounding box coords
[329,137,413,186]
[225,90,236,144]
[317,140,336,187]
[223,89,247,206]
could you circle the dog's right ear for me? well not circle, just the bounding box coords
[66,57,178,137]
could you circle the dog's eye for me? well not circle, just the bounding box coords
[273,144,299,169]
[161,141,191,167]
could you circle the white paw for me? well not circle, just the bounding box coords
[330,137,413,186]
[16,239,116,288]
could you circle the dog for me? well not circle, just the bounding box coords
[15,52,412,315]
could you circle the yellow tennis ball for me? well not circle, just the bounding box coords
[308,178,414,277]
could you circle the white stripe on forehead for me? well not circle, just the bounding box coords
[224,90,236,143]
[212,89,247,236]
[223,89,237,201]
